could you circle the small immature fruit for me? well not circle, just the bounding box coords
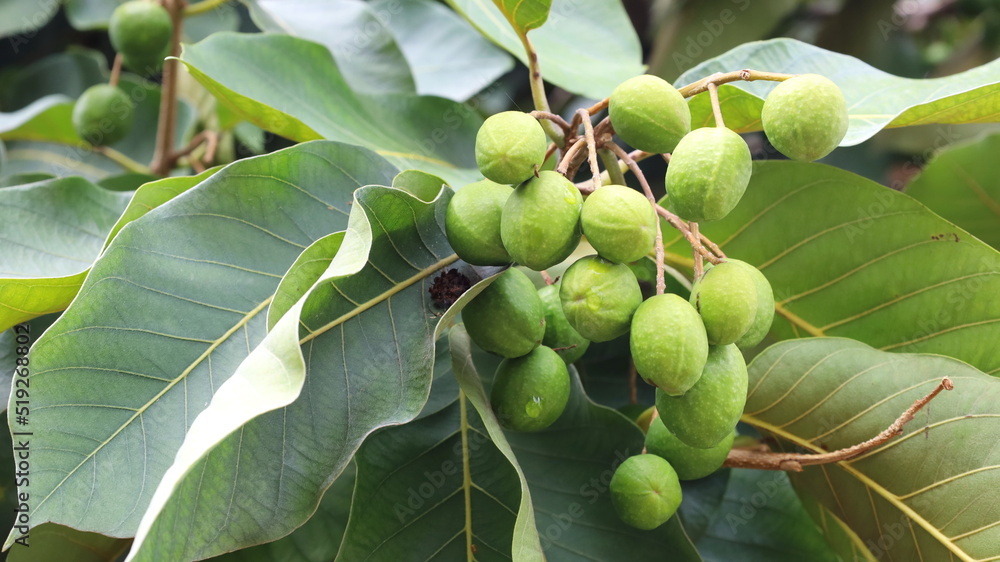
[656,344,748,449]
[463,269,545,358]
[559,256,642,342]
[72,84,134,146]
[609,75,691,154]
[538,283,590,363]
[630,294,709,395]
[665,127,752,222]
[730,260,774,349]
[491,345,571,432]
[690,260,758,345]
[475,111,548,185]
[109,1,173,61]
[645,417,735,480]
[581,184,657,263]
[501,171,583,271]
[761,74,849,162]
[445,179,513,265]
[610,454,682,530]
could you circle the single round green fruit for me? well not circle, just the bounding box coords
[761,74,849,162]
[475,111,547,185]
[538,283,590,363]
[609,75,691,154]
[630,294,709,395]
[121,43,169,76]
[72,84,134,146]
[690,261,758,345]
[501,171,583,271]
[730,260,774,349]
[646,417,735,480]
[610,454,682,530]
[665,127,752,222]
[559,256,642,342]
[463,269,545,358]
[446,179,513,265]
[656,344,747,449]
[109,1,173,60]
[491,345,570,432]
[581,184,657,263]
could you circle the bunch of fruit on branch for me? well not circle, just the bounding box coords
[445,70,848,530]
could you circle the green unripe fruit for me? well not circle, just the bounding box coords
[501,171,583,270]
[665,127,752,222]
[538,283,590,363]
[475,111,547,185]
[635,405,657,433]
[72,84,134,146]
[690,261,758,345]
[121,43,169,76]
[609,75,691,154]
[610,454,682,530]
[559,256,642,342]
[656,344,747,449]
[109,1,173,61]
[630,294,708,395]
[463,269,545,358]
[491,346,570,432]
[761,74,849,162]
[581,184,657,263]
[445,180,513,265]
[645,417,735,480]
[731,260,775,350]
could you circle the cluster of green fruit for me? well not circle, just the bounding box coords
[446,71,848,530]
[72,1,173,146]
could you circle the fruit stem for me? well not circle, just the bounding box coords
[529,110,571,134]
[690,222,704,278]
[555,137,587,176]
[95,146,155,175]
[707,82,725,129]
[184,0,228,16]
[539,270,555,285]
[520,34,565,147]
[598,148,626,186]
[150,0,187,176]
[605,143,665,295]
[726,377,954,471]
[109,53,123,88]
[678,69,795,98]
[577,109,602,191]
[653,204,725,264]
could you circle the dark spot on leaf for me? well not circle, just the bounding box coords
[429,268,472,309]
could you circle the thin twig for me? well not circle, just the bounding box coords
[95,146,155,175]
[707,82,725,129]
[726,377,954,471]
[540,270,555,285]
[628,361,638,405]
[150,0,187,175]
[654,204,721,264]
[586,97,610,116]
[109,53,123,87]
[678,69,795,98]
[556,137,587,175]
[520,34,564,146]
[606,143,665,295]
[598,148,626,186]
[543,142,559,166]
[578,109,601,191]
[530,110,571,134]
[691,222,704,279]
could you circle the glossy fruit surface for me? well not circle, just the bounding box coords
[645,417,735,480]
[538,283,590,363]
[72,84,134,146]
[445,179,513,265]
[581,184,657,263]
[109,1,173,60]
[630,294,708,395]
[656,344,747,449]
[761,74,849,162]
[609,75,691,154]
[463,269,544,358]
[665,127,752,222]
[610,454,682,530]
[690,260,758,345]
[559,256,642,342]
[491,345,570,432]
[501,171,583,271]
[475,111,547,185]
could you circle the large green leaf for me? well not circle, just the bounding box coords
[492,0,551,34]
[664,161,1000,375]
[178,32,483,185]
[7,524,129,561]
[3,142,398,548]
[676,39,1000,145]
[124,156,468,560]
[744,338,1000,561]
[446,0,643,100]
[0,50,106,110]
[0,141,125,180]
[906,133,1000,250]
[370,0,514,101]
[0,177,131,332]
[245,0,417,95]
